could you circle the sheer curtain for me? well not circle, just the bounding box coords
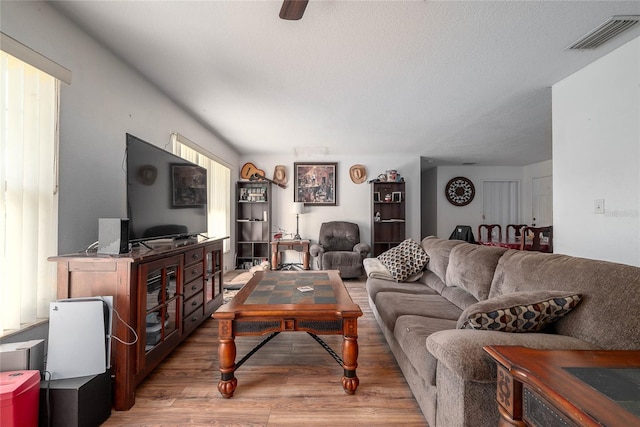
[0,51,59,335]
[171,133,231,252]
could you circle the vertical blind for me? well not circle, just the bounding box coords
[171,133,231,252]
[482,180,519,230]
[0,51,59,335]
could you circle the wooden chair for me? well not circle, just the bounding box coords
[449,225,476,243]
[506,224,528,241]
[478,224,502,243]
[520,226,553,253]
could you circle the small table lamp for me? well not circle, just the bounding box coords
[292,202,305,240]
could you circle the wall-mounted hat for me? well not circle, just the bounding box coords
[349,164,367,184]
[272,165,287,186]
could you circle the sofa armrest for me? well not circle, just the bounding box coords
[309,244,324,258]
[426,329,599,382]
[353,242,371,257]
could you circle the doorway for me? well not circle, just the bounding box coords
[532,175,553,226]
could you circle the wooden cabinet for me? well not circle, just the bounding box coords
[50,238,225,410]
[236,181,272,269]
[371,181,406,257]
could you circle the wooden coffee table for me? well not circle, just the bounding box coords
[213,270,363,398]
[484,346,640,427]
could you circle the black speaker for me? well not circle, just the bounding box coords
[39,371,111,427]
[97,218,129,254]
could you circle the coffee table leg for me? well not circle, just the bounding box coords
[342,318,359,394]
[217,320,237,398]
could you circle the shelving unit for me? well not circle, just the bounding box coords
[371,181,406,257]
[236,181,272,269]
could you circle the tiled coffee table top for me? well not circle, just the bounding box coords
[244,271,336,305]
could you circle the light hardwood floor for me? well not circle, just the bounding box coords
[102,275,428,426]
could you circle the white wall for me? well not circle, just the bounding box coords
[2,2,240,263]
[10,2,636,270]
[237,154,420,263]
[553,37,639,266]
[435,166,524,240]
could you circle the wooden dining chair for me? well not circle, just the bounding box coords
[478,224,502,243]
[506,224,528,241]
[520,226,553,253]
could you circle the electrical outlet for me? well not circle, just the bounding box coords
[594,199,605,214]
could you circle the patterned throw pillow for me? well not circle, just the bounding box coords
[377,239,429,282]
[457,291,581,333]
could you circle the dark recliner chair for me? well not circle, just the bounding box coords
[309,221,370,279]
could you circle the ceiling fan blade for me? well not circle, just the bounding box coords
[279,0,308,20]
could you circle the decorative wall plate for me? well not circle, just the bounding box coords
[445,176,475,206]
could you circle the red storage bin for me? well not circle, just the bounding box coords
[0,370,40,427]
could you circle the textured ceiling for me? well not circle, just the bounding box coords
[50,1,640,166]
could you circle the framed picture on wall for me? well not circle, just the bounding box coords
[294,162,337,206]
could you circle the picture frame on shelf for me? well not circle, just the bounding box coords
[373,192,381,202]
[392,191,402,202]
[294,162,337,206]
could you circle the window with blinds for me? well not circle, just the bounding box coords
[171,133,231,252]
[0,50,60,336]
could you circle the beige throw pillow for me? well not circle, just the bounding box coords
[377,239,429,282]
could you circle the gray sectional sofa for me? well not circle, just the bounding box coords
[365,236,640,427]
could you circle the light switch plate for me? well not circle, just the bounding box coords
[594,199,605,214]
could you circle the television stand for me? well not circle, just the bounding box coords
[50,237,226,410]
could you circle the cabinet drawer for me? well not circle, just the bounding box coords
[183,306,204,335]
[184,278,204,300]
[184,292,204,317]
[184,248,204,267]
[184,263,204,284]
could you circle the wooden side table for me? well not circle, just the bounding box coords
[270,239,310,270]
[484,346,640,427]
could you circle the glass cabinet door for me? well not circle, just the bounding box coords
[140,256,182,358]
[204,243,223,313]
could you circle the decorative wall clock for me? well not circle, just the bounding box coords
[445,176,475,206]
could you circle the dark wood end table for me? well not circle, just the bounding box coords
[213,270,362,398]
[484,346,640,427]
[270,239,310,270]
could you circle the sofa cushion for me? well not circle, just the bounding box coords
[394,315,457,386]
[378,239,429,282]
[457,291,581,332]
[420,237,466,283]
[489,250,640,350]
[445,244,507,301]
[375,292,463,332]
[440,286,479,311]
[419,270,447,294]
[363,257,423,282]
[366,276,437,303]
[426,329,599,382]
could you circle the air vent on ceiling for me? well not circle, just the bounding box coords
[566,15,640,50]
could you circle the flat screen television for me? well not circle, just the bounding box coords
[126,133,208,243]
